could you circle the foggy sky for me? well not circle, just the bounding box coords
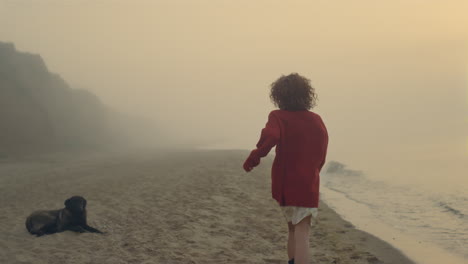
[1,0,467,189]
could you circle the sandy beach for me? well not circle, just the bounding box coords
[0,149,415,264]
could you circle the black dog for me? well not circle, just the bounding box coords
[25,196,103,236]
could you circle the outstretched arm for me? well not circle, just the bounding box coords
[243,112,280,172]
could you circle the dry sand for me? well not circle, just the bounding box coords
[0,149,416,264]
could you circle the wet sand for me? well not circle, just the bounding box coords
[0,149,415,263]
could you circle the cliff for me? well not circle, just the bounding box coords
[0,42,112,154]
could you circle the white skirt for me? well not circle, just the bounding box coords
[281,206,318,226]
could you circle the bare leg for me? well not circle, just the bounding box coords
[287,222,295,260]
[294,216,311,264]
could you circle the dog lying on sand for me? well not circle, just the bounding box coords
[26,196,103,236]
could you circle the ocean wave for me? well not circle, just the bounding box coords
[324,161,363,177]
[323,183,376,208]
[437,202,466,219]
[322,164,468,259]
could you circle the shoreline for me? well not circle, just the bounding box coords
[0,149,420,263]
[314,201,416,264]
[322,185,467,264]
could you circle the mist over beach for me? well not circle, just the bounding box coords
[1,1,467,263]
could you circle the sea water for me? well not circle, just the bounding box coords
[321,163,468,264]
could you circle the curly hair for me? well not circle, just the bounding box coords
[269,73,318,111]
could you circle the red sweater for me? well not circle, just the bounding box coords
[243,110,329,207]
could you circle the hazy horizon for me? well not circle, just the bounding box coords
[1,0,467,189]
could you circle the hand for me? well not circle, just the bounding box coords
[243,156,260,172]
[243,163,253,172]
